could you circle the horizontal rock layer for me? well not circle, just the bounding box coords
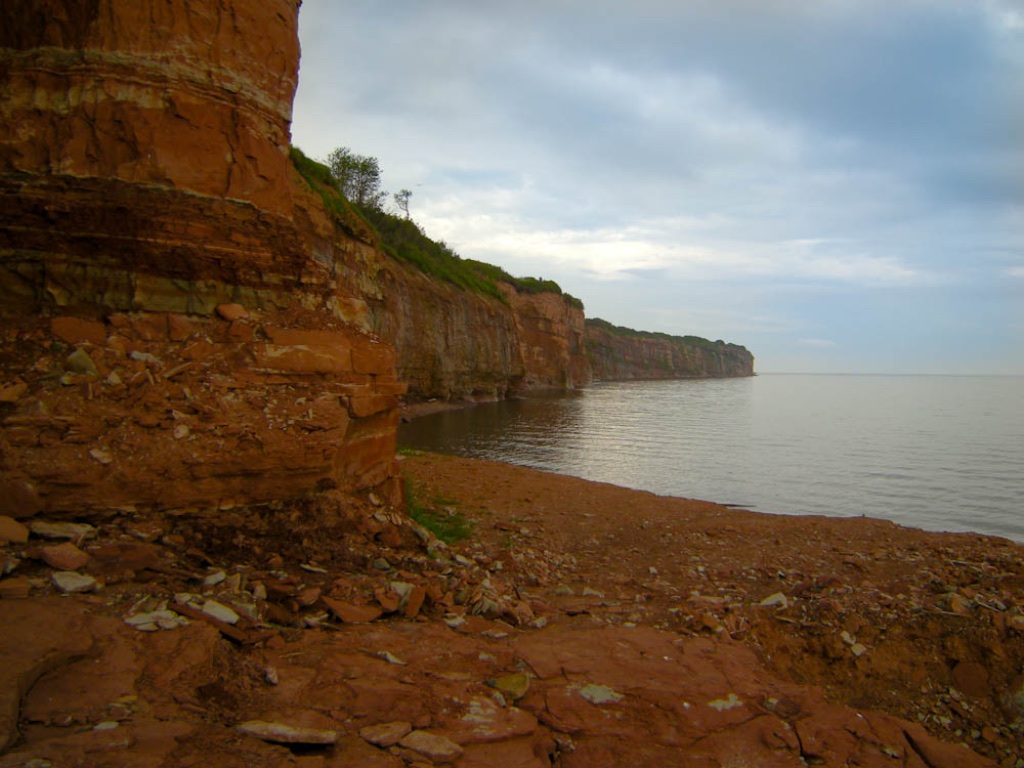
[0,0,300,215]
[371,266,591,402]
[0,0,401,514]
[586,320,755,380]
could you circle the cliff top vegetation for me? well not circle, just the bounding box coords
[585,317,747,351]
[290,146,582,309]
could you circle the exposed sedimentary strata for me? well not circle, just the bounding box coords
[585,319,755,380]
[0,0,404,515]
[371,264,591,402]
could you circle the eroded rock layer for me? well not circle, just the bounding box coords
[586,319,755,381]
[373,268,591,402]
[0,0,404,515]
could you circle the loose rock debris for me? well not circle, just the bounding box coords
[0,452,1021,766]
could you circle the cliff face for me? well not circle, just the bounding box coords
[586,320,755,381]
[0,0,403,516]
[504,287,591,392]
[0,0,299,216]
[367,264,590,402]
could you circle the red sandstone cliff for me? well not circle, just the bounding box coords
[372,267,591,402]
[288,155,592,404]
[0,0,403,516]
[585,318,755,381]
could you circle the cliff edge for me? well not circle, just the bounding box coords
[586,317,755,380]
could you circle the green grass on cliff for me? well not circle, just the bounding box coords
[289,145,582,309]
[358,205,507,302]
[585,317,737,350]
[291,148,361,221]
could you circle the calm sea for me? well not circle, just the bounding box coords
[398,374,1024,541]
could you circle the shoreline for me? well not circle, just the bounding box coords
[1,450,1019,764]
[399,450,1024,761]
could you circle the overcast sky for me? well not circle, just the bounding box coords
[292,1,1023,374]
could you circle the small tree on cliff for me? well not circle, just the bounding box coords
[393,188,412,219]
[326,146,386,209]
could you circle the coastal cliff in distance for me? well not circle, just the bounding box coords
[0,0,750,521]
[586,318,755,380]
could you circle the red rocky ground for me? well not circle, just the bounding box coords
[1,451,1022,767]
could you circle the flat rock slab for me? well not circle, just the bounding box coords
[359,720,412,747]
[398,729,464,762]
[236,720,337,745]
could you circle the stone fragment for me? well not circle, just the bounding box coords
[359,721,412,747]
[398,730,463,762]
[124,610,189,632]
[236,721,337,745]
[51,571,98,593]
[850,643,868,658]
[65,347,99,376]
[216,303,249,321]
[264,666,279,685]
[89,448,114,465]
[0,516,29,544]
[578,683,623,705]
[30,521,96,541]
[0,577,31,599]
[759,592,789,609]
[201,599,240,625]
[403,585,427,618]
[40,542,90,571]
[129,350,161,366]
[375,586,400,612]
[708,693,743,712]
[487,672,530,701]
[323,596,382,624]
[376,650,406,666]
[203,570,226,587]
[295,586,321,606]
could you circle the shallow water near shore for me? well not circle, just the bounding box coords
[399,373,1024,541]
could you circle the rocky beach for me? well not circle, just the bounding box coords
[1,2,1019,765]
[2,450,1022,766]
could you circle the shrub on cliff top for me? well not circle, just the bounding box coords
[585,317,737,350]
[289,147,371,237]
[292,143,580,308]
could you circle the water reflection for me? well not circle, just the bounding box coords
[398,376,1024,540]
